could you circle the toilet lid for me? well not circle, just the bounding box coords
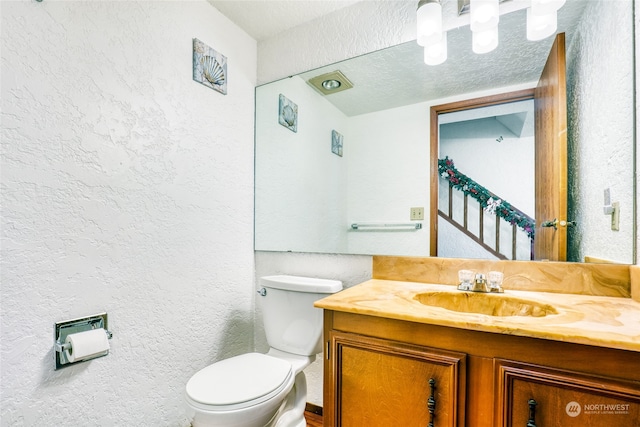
[186,353,292,406]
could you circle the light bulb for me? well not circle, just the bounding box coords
[472,26,498,54]
[424,31,447,65]
[526,8,557,41]
[470,0,499,32]
[417,0,443,46]
[530,0,566,16]
[322,79,341,91]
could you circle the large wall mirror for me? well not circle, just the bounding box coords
[255,0,635,263]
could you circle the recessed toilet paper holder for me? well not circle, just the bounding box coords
[54,312,113,370]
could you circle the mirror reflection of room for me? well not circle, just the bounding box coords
[254,0,634,264]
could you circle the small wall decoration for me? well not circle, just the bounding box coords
[193,38,227,95]
[331,130,343,157]
[278,94,298,132]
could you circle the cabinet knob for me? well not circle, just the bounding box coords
[527,399,537,427]
[427,378,436,427]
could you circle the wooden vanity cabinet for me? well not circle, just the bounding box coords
[323,311,640,427]
[496,360,640,427]
[329,330,466,427]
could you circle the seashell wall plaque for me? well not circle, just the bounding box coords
[278,94,298,133]
[331,130,343,157]
[193,38,227,95]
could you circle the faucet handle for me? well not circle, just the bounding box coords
[457,270,474,291]
[488,271,504,293]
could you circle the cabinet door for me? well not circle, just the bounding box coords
[328,331,466,427]
[496,359,640,427]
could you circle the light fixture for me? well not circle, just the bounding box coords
[470,0,499,32]
[424,31,448,65]
[470,0,499,54]
[526,0,565,41]
[472,26,499,54]
[416,0,566,65]
[526,8,557,41]
[416,0,443,46]
[307,70,354,95]
[530,0,566,16]
[417,0,447,65]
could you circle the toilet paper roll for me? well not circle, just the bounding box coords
[64,328,110,363]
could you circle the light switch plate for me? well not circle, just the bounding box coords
[410,207,424,220]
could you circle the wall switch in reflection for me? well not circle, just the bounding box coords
[604,188,614,215]
[611,202,620,231]
[410,207,424,220]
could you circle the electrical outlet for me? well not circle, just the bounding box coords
[611,202,620,231]
[410,207,424,220]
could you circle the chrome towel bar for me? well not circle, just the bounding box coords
[350,222,422,230]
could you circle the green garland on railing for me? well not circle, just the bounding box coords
[438,157,535,239]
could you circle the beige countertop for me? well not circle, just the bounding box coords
[315,279,640,353]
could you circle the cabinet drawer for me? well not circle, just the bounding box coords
[496,359,640,427]
[329,331,466,427]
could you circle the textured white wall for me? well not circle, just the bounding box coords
[637,0,640,266]
[566,0,635,263]
[1,1,256,425]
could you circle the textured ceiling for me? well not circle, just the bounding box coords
[207,0,360,41]
[296,0,588,116]
[210,0,588,117]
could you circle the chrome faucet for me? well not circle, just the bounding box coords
[471,273,489,292]
[457,271,504,293]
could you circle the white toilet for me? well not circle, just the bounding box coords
[184,275,343,427]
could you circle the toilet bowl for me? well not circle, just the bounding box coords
[185,352,300,427]
[184,275,342,427]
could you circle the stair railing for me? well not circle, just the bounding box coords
[438,157,535,260]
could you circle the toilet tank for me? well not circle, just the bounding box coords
[259,275,342,356]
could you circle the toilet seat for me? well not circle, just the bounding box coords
[185,353,294,412]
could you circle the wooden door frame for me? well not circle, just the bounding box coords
[429,89,536,256]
